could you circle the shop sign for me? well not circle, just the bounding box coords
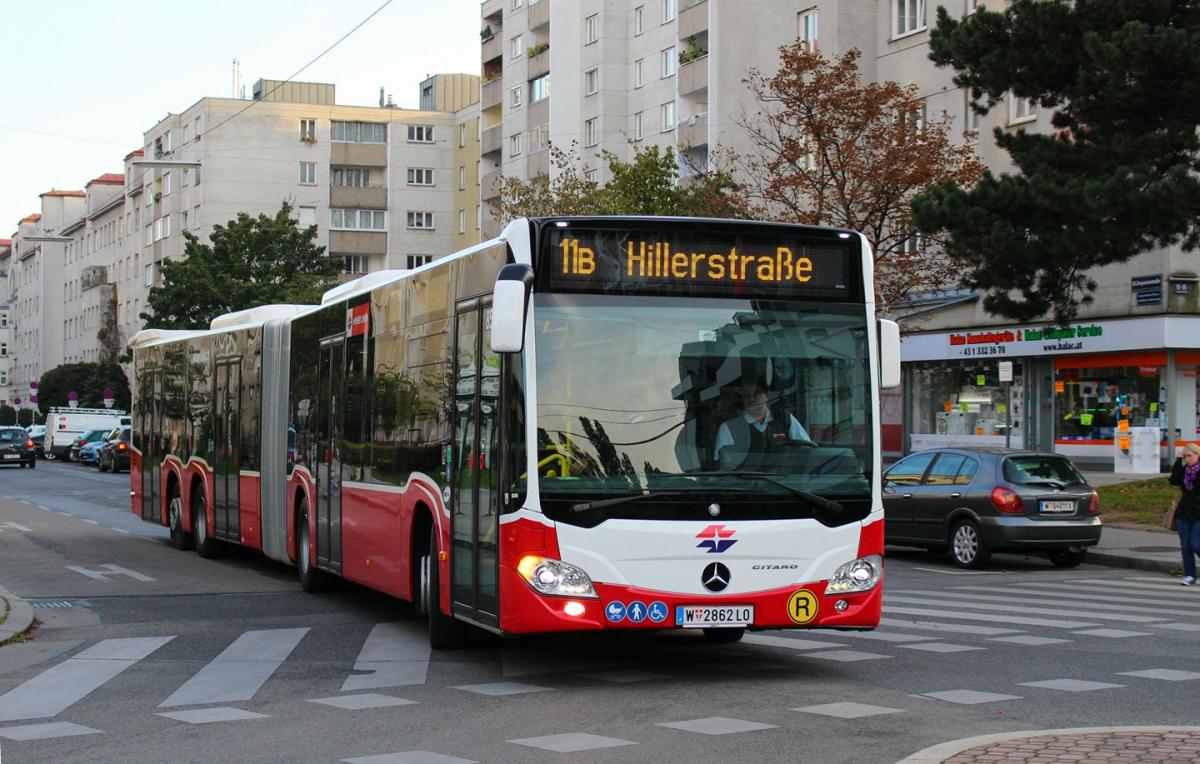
[900,316,1198,362]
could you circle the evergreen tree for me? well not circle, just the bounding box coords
[912,0,1200,323]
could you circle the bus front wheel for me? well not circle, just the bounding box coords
[425,526,470,649]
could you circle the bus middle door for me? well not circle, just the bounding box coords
[451,300,500,628]
[316,336,344,574]
[213,359,241,542]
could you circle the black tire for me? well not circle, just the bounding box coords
[27,460,34,469]
[296,513,324,592]
[1047,549,1087,568]
[192,487,221,559]
[167,485,194,551]
[949,518,990,569]
[98,456,109,473]
[426,526,470,649]
[702,627,746,644]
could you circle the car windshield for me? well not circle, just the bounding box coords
[531,294,871,517]
[0,429,24,442]
[1004,455,1086,486]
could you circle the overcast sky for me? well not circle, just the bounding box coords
[0,0,479,236]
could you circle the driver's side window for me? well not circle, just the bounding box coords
[884,451,935,487]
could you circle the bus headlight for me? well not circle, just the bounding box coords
[826,555,882,594]
[517,556,598,598]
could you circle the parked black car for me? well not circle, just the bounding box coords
[0,426,37,468]
[97,426,131,473]
[68,428,110,463]
[883,447,1101,569]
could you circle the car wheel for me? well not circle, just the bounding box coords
[426,526,470,649]
[949,519,990,569]
[297,514,324,592]
[1047,549,1087,568]
[193,487,221,559]
[702,627,746,644]
[27,460,34,469]
[167,486,194,551]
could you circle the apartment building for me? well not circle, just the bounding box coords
[61,172,129,366]
[0,240,10,404]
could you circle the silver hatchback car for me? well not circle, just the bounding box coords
[883,448,1102,569]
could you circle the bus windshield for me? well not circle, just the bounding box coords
[532,294,872,521]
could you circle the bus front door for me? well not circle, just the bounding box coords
[213,360,241,542]
[316,338,344,574]
[451,300,500,628]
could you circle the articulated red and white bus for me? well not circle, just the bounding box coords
[131,216,900,647]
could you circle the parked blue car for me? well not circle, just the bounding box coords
[77,439,104,464]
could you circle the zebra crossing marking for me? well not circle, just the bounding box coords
[897,642,982,653]
[883,605,1098,629]
[510,732,639,751]
[159,628,308,708]
[310,693,418,710]
[884,595,1169,624]
[655,717,777,735]
[0,721,102,741]
[341,623,429,691]
[1116,669,1200,682]
[1019,679,1124,692]
[988,635,1071,646]
[450,681,552,696]
[342,754,478,764]
[65,564,155,582]
[741,634,845,651]
[915,689,1021,705]
[878,618,1021,636]
[792,702,904,718]
[1069,628,1152,638]
[156,707,268,724]
[897,587,1200,619]
[0,636,173,723]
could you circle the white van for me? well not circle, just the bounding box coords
[46,407,130,460]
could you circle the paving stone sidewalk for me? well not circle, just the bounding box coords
[900,727,1200,764]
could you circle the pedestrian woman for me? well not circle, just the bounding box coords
[1168,442,1200,585]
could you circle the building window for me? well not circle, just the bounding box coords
[332,209,387,230]
[529,125,548,152]
[511,35,523,59]
[510,85,523,109]
[459,123,467,147]
[661,101,675,132]
[634,59,645,88]
[476,205,482,230]
[299,162,316,185]
[634,5,644,35]
[332,167,370,187]
[342,254,370,274]
[297,206,317,228]
[585,168,598,184]
[459,210,467,234]
[0,343,6,357]
[332,121,386,143]
[1009,93,1035,124]
[964,90,981,137]
[510,133,523,156]
[0,314,7,328]
[407,168,434,186]
[584,68,599,95]
[965,0,978,13]
[406,211,434,229]
[894,0,926,36]
[663,0,676,23]
[661,47,676,78]
[407,125,434,142]
[459,166,467,190]
[512,0,522,8]
[299,118,316,141]
[162,171,172,195]
[585,14,598,44]
[584,118,598,147]
[532,73,551,102]
[633,112,644,141]
[799,9,819,50]
[406,254,433,269]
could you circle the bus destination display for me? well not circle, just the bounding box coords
[543,228,851,297]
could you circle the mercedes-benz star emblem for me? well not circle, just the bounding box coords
[708,503,721,517]
[702,562,731,592]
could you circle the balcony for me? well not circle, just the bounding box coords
[527,46,550,79]
[481,171,503,201]
[529,0,550,29]
[527,150,549,178]
[481,0,503,23]
[678,113,708,149]
[330,142,387,167]
[678,55,708,96]
[330,185,387,210]
[482,78,503,111]
[330,230,387,255]
[528,98,549,127]
[481,32,503,64]
[679,0,708,38]
[481,123,502,156]
[81,265,109,291]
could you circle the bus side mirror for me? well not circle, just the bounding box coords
[492,263,534,353]
[878,319,901,389]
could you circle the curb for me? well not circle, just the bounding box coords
[894,725,1200,764]
[0,584,34,645]
[1086,550,1180,575]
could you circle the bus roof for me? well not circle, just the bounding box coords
[209,304,308,331]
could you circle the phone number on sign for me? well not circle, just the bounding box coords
[959,345,1008,356]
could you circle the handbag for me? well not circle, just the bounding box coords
[1164,497,1180,531]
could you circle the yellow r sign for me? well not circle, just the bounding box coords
[786,590,819,624]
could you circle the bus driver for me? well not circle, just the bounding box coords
[713,380,815,470]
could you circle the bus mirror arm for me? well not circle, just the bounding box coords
[492,263,534,354]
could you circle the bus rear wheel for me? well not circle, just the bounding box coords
[425,526,470,649]
[297,515,325,592]
[193,487,221,559]
[168,485,194,551]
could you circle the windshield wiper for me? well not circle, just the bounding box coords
[703,471,844,515]
[1022,478,1069,489]
[569,485,753,512]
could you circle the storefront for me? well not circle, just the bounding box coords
[899,316,1200,467]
